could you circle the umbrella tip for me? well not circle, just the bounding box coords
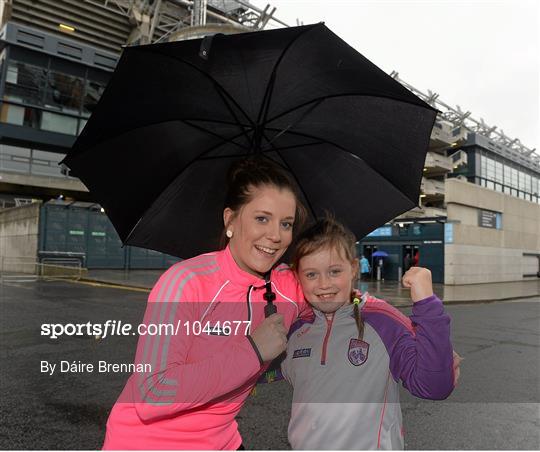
[199,33,224,60]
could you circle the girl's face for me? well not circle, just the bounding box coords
[298,245,358,314]
[223,186,296,277]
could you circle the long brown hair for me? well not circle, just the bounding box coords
[292,216,364,339]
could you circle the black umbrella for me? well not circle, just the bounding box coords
[61,23,437,259]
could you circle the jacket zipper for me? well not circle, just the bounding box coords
[246,285,253,334]
[321,314,334,365]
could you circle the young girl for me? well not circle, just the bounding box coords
[281,218,456,450]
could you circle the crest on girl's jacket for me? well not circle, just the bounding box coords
[348,338,369,366]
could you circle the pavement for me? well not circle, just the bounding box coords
[1,280,538,449]
[82,268,540,305]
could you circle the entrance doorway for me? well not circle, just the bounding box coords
[361,245,378,278]
[402,245,419,272]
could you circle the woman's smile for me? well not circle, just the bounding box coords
[254,244,278,256]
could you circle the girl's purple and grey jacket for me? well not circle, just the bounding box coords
[281,293,455,450]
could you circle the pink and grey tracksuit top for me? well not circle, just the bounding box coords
[103,245,311,450]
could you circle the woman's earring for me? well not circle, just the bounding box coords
[226,230,233,239]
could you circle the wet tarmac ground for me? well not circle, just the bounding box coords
[1,279,539,450]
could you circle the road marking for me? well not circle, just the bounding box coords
[64,279,151,293]
[0,281,35,290]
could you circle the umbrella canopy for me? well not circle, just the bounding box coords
[61,23,437,259]
[372,251,389,257]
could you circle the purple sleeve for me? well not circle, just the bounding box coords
[363,295,454,400]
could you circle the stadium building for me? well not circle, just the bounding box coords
[359,75,539,284]
[0,0,538,283]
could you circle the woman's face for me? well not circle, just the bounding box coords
[298,245,358,314]
[224,185,296,277]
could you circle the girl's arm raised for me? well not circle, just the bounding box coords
[363,286,455,400]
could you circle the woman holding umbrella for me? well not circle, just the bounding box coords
[103,157,312,450]
[58,23,459,450]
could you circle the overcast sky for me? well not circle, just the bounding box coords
[252,0,539,155]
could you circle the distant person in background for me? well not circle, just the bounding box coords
[413,250,420,267]
[360,255,370,280]
[377,257,384,280]
[404,253,412,272]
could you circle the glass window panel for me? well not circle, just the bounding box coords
[511,168,518,188]
[1,103,42,129]
[82,80,106,114]
[3,60,105,135]
[1,101,25,125]
[486,180,494,190]
[524,174,531,193]
[6,64,18,84]
[486,160,494,174]
[41,111,78,135]
[504,165,512,185]
[78,118,88,134]
[4,61,45,105]
[44,70,84,111]
[503,186,511,194]
[518,172,526,191]
[495,161,503,183]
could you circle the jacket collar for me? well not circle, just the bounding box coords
[216,245,268,288]
[312,292,368,322]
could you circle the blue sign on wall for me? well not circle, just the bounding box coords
[367,226,392,237]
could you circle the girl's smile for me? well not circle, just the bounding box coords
[298,245,358,314]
